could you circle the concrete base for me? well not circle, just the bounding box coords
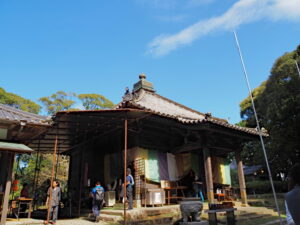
[134,199,142,208]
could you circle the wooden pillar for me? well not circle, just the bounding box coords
[236,151,247,206]
[0,153,9,186]
[203,148,214,203]
[1,152,14,225]
[123,119,128,225]
[78,146,84,217]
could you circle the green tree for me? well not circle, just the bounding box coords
[78,93,114,110]
[39,91,76,115]
[18,154,69,204]
[239,45,300,175]
[240,81,266,127]
[0,87,41,114]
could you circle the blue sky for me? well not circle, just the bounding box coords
[0,0,299,122]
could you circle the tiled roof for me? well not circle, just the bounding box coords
[118,88,267,137]
[0,103,50,126]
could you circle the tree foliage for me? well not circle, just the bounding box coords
[40,91,115,115]
[1,88,113,200]
[239,45,300,175]
[78,93,114,110]
[0,87,41,114]
[15,154,69,204]
[39,91,76,115]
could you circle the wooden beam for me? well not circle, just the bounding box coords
[205,124,258,141]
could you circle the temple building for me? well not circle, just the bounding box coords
[28,74,266,215]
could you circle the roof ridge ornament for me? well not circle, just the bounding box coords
[132,73,155,93]
[122,87,133,102]
[139,73,146,80]
[204,112,212,119]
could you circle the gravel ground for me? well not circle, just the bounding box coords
[7,218,109,225]
[52,218,108,225]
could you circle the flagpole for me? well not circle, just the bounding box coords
[233,31,283,225]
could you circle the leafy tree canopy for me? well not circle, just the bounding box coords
[78,93,114,110]
[239,45,300,175]
[39,91,76,115]
[40,91,115,115]
[0,87,41,114]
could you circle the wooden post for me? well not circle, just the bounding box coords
[46,136,58,223]
[32,141,41,210]
[236,151,247,206]
[123,119,128,225]
[203,148,214,203]
[0,152,14,225]
[77,147,84,217]
[32,141,40,196]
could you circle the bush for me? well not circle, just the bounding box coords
[246,180,288,194]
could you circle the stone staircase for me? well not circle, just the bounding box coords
[205,205,283,225]
[87,202,283,225]
[98,205,181,224]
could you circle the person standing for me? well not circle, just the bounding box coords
[186,170,195,197]
[20,183,30,213]
[20,183,29,198]
[285,163,300,225]
[45,180,61,225]
[193,175,204,202]
[91,181,105,222]
[125,168,134,210]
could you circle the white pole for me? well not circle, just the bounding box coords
[295,60,300,77]
[233,31,283,225]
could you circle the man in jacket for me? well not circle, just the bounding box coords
[91,181,105,222]
[125,168,134,210]
[45,180,61,225]
[285,163,300,225]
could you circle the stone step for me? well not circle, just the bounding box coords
[237,213,270,221]
[99,214,123,222]
[236,212,258,217]
[101,205,180,217]
[101,210,124,216]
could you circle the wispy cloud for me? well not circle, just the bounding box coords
[147,0,300,57]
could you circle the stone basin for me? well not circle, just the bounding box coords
[179,198,203,224]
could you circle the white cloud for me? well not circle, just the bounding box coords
[269,0,300,21]
[147,0,300,57]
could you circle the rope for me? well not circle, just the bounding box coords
[233,31,283,225]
